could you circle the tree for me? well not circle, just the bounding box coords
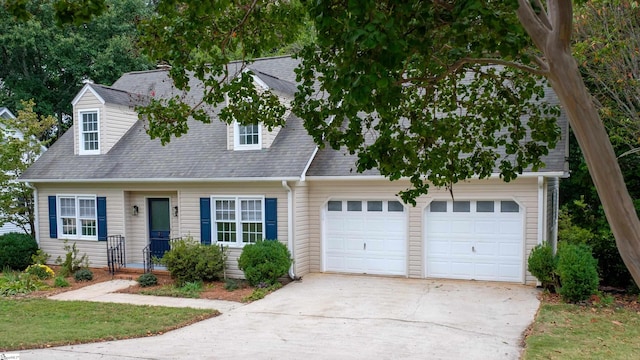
[0,100,55,236]
[0,0,154,139]
[12,1,640,286]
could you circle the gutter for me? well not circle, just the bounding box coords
[305,171,567,182]
[281,180,295,279]
[19,176,301,184]
[32,183,39,245]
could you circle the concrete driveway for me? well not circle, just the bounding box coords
[20,274,539,360]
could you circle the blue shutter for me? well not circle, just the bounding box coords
[97,197,107,241]
[48,196,57,238]
[200,198,211,245]
[265,198,277,240]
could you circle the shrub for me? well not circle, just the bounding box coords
[237,240,291,286]
[0,233,38,271]
[137,273,158,287]
[224,278,239,291]
[25,264,55,280]
[556,243,599,303]
[31,249,50,265]
[74,268,94,282]
[527,242,558,290]
[160,238,224,286]
[56,241,89,277]
[54,276,70,288]
[590,230,631,287]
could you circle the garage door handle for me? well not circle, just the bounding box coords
[364,243,366,250]
[472,246,475,252]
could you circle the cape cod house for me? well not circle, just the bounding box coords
[20,56,568,284]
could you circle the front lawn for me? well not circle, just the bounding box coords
[523,302,640,359]
[0,298,218,351]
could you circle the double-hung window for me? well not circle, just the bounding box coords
[213,197,264,245]
[234,122,261,150]
[58,195,97,239]
[79,110,100,154]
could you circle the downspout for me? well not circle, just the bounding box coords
[537,176,545,245]
[32,183,39,245]
[282,180,295,279]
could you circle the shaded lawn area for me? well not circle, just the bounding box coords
[523,303,640,359]
[0,298,218,351]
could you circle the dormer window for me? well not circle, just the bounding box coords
[234,122,261,150]
[79,109,100,155]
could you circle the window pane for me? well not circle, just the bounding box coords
[501,201,520,213]
[430,201,447,212]
[327,201,342,211]
[388,201,404,212]
[367,201,383,212]
[81,219,96,236]
[217,222,236,242]
[215,200,235,221]
[78,198,95,217]
[239,124,259,145]
[476,201,494,213]
[60,197,76,216]
[62,218,77,235]
[241,199,262,221]
[242,222,263,243]
[453,201,470,212]
[347,201,362,211]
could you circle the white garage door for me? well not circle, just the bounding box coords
[425,200,524,282]
[325,200,406,275]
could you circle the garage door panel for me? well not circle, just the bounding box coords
[426,200,523,282]
[325,200,407,275]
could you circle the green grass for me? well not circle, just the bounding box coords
[0,298,218,351]
[523,303,640,359]
[139,281,204,298]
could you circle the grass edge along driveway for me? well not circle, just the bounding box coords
[523,302,640,359]
[0,298,218,351]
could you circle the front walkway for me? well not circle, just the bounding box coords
[20,274,540,360]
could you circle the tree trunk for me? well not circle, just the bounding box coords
[546,49,640,285]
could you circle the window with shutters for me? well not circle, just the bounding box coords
[212,196,264,246]
[58,195,97,239]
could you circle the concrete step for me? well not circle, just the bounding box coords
[102,266,170,280]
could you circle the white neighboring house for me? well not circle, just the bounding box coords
[0,107,41,235]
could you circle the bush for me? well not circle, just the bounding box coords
[237,240,291,286]
[0,233,38,271]
[137,273,158,287]
[25,264,55,280]
[74,268,94,282]
[590,230,631,287]
[56,241,89,277]
[54,276,70,288]
[527,242,558,290]
[556,243,599,303]
[160,238,224,286]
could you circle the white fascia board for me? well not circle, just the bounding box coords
[71,84,106,107]
[305,171,567,181]
[300,146,319,181]
[0,108,16,119]
[19,176,301,183]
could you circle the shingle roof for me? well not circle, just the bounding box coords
[21,56,568,182]
[21,56,317,181]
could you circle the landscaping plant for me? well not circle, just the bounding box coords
[74,268,94,282]
[137,273,158,287]
[527,242,558,291]
[56,240,89,277]
[237,240,291,286]
[24,264,55,280]
[0,232,38,271]
[160,238,225,285]
[556,243,600,303]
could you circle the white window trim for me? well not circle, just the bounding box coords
[233,121,262,150]
[78,108,100,155]
[57,194,98,241]
[211,195,265,247]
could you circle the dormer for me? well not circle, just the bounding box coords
[71,83,142,155]
[226,70,296,151]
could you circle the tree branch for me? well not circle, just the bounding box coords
[548,0,573,50]
[516,0,551,52]
[397,57,548,86]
